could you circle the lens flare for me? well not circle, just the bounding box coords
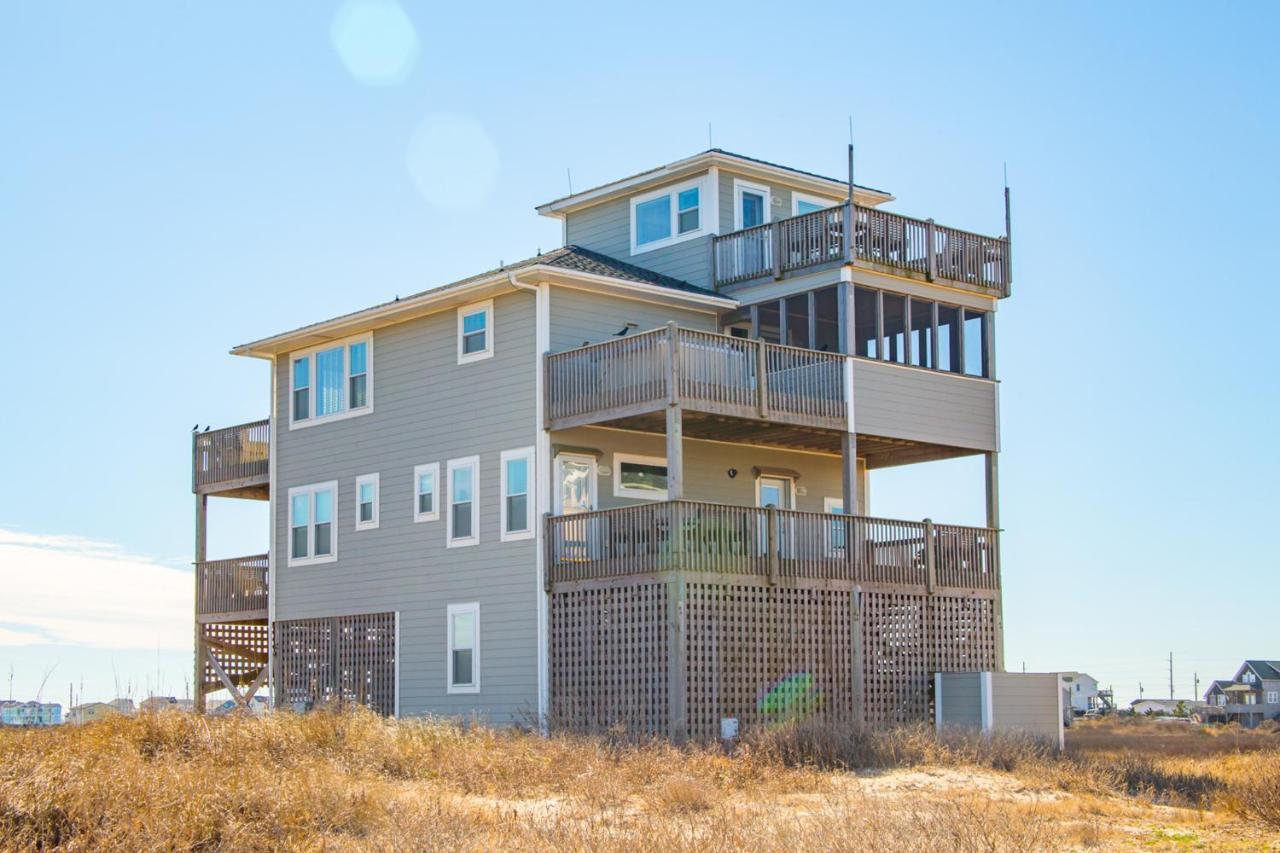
[330,0,419,86]
[757,672,824,722]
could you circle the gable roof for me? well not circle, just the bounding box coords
[1242,660,1280,680]
[231,245,733,358]
[536,149,893,216]
[1206,679,1236,696]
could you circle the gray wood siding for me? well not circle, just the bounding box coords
[551,426,866,513]
[564,178,714,289]
[548,286,716,353]
[990,673,1062,744]
[272,291,538,723]
[854,360,998,451]
[718,169,844,230]
[937,672,983,728]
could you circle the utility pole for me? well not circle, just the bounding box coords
[1194,672,1200,700]
[1168,652,1174,700]
[1139,681,1144,699]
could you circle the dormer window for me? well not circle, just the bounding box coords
[630,179,703,254]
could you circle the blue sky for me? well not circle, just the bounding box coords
[1,2,1276,705]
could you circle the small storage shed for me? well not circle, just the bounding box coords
[934,672,1064,749]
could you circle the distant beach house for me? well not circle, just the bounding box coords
[1202,660,1280,728]
[1,701,62,726]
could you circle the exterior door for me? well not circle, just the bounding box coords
[554,453,597,515]
[756,475,795,558]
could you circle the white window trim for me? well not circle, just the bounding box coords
[733,178,773,230]
[446,602,480,694]
[446,455,480,548]
[457,299,494,365]
[286,481,338,567]
[612,452,669,501]
[287,333,374,430]
[554,452,598,514]
[413,462,440,523]
[355,473,379,531]
[500,446,535,542]
[629,176,706,256]
[792,191,835,216]
[1267,691,1279,705]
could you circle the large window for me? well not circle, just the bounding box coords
[457,300,493,364]
[446,602,479,693]
[288,481,337,566]
[881,293,907,364]
[813,287,840,353]
[500,447,534,542]
[289,335,372,428]
[852,287,990,378]
[910,299,934,369]
[963,309,989,377]
[751,286,840,352]
[447,456,480,547]
[613,453,668,501]
[793,193,831,216]
[854,286,879,358]
[937,304,962,373]
[355,473,379,531]
[413,462,439,523]
[630,179,703,253]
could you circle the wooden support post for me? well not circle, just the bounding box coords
[840,432,859,517]
[667,574,688,744]
[843,202,855,263]
[984,452,1000,531]
[926,218,937,281]
[766,506,779,586]
[923,518,937,595]
[542,512,553,593]
[985,452,1005,671]
[194,493,207,715]
[851,585,865,727]
[771,222,783,279]
[666,405,684,501]
[755,342,769,419]
[665,320,680,405]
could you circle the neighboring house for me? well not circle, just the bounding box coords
[0,701,62,726]
[67,700,132,724]
[1202,660,1280,728]
[193,148,1013,739]
[1060,672,1102,714]
[139,696,194,713]
[1130,698,1205,717]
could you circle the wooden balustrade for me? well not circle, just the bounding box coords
[545,501,998,591]
[196,554,269,618]
[544,326,848,431]
[192,419,270,492]
[712,203,1009,294]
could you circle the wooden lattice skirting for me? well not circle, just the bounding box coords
[550,574,999,740]
[273,612,397,716]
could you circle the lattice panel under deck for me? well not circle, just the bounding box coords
[273,612,396,716]
[201,622,268,690]
[549,582,668,735]
[684,583,856,742]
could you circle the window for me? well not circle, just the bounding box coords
[910,299,934,369]
[292,358,310,421]
[457,300,493,364]
[288,481,337,566]
[823,496,846,553]
[500,447,534,541]
[613,453,668,500]
[785,294,810,349]
[963,309,988,377]
[355,473,379,531]
[937,304,962,373]
[881,293,907,364]
[792,193,830,216]
[447,456,480,547]
[630,179,704,253]
[413,462,439,523]
[813,287,840,353]
[446,602,479,693]
[1267,691,1279,704]
[854,286,878,358]
[349,341,368,408]
[1243,671,1256,684]
[1245,693,1258,705]
[1217,694,1227,706]
[756,300,781,344]
[734,180,771,230]
[288,334,372,428]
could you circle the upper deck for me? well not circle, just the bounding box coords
[192,419,270,499]
[712,202,1009,295]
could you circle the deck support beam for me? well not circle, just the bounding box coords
[666,405,684,501]
[840,432,860,516]
[194,494,207,716]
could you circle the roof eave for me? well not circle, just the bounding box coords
[536,150,894,217]
[230,265,735,359]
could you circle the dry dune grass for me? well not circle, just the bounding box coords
[0,709,1276,851]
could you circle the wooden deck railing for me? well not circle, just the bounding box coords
[545,501,998,591]
[712,203,1009,295]
[192,419,270,491]
[545,325,848,430]
[196,554,269,617]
